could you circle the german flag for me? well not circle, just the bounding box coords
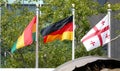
[41,16,73,43]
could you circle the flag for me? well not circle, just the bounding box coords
[41,16,73,43]
[81,14,110,51]
[11,16,36,53]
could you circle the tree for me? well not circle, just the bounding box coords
[1,0,120,68]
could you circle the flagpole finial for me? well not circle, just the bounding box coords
[108,4,111,9]
[36,4,39,7]
[72,4,75,8]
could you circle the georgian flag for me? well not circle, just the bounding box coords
[81,14,110,51]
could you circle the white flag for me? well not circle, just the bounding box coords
[81,14,110,51]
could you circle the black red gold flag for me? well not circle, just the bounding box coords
[41,16,73,43]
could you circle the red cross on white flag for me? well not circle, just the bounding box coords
[81,14,110,51]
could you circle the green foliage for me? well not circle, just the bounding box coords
[1,2,35,68]
[39,41,72,68]
[1,0,120,68]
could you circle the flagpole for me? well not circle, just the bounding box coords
[108,4,112,58]
[72,4,75,60]
[0,3,1,68]
[35,4,39,68]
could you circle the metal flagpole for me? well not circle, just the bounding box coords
[0,3,1,68]
[72,4,75,60]
[108,4,112,58]
[35,4,39,68]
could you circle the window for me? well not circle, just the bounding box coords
[97,0,107,5]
